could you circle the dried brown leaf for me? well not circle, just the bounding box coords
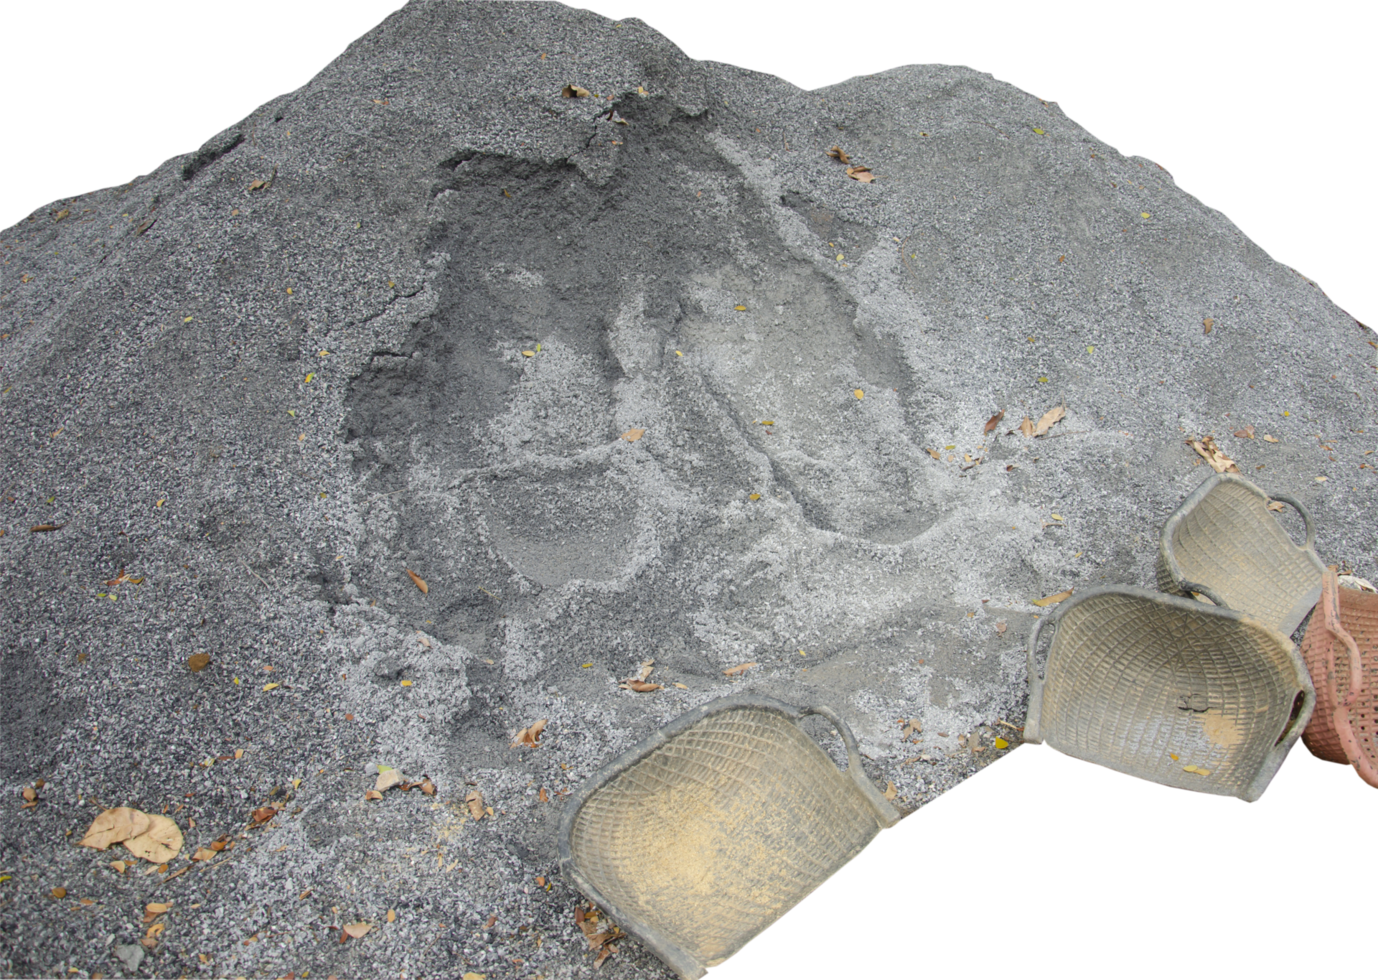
[405,569,428,594]
[78,808,151,851]
[1019,416,1034,438]
[883,781,898,800]
[511,719,548,748]
[926,448,940,460]
[375,769,403,793]
[22,786,36,802]
[538,787,549,803]
[1263,434,1279,443]
[1033,405,1065,437]
[1202,317,1214,334]
[466,790,485,821]
[722,662,757,677]
[983,410,1005,435]
[1233,425,1255,439]
[595,943,616,967]
[562,84,590,98]
[364,790,383,801]
[51,886,66,899]
[122,815,183,864]
[826,145,852,165]
[621,680,662,692]
[845,166,875,183]
[419,777,437,796]
[191,847,216,862]
[1032,589,1074,607]
[995,621,1007,634]
[250,807,277,825]
[621,427,646,442]
[29,523,66,533]
[342,922,372,939]
[1187,435,1240,474]
[1267,500,1286,512]
[187,652,211,673]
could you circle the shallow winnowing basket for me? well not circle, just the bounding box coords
[1157,473,1324,637]
[1025,586,1314,801]
[558,695,900,979]
[1300,567,1378,787]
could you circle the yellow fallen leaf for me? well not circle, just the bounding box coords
[406,569,428,594]
[1141,212,1150,219]
[854,389,864,400]
[400,679,413,686]
[748,493,761,501]
[304,373,314,383]
[1037,376,1048,383]
[463,974,487,980]
[1032,589,1073,607]
[155,498,165,507]
[1182,765,1211,776]
[1315,476,1328,482]
[1032,127,1045,135]
[994,737,1010,749]
[734,305,746,311]
[521,350,535,357]
[262,682,279,691]
[622,428,646,442]
[1050,513,1063,521]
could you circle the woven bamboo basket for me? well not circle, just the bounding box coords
[1300,567,1378,787]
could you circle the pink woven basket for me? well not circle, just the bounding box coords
[1300,567,1378,788]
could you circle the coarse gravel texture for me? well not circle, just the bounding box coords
[2,1,1376,977]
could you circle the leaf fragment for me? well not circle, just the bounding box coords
[78,808,151,851]
[375,769,403,792]
[561,84,590,98]
[622,427,646,442]
[1267,500,1286,512]
[883,781,897,801]
[262,682,279,691]
[722,662,757,677]
[191,847,216,862]
[251,807,277,825]
[845,165,875,183]
[342,922,372,939]
[983,409,1005,435]
[364,790,384,801]
[1019,416,1034,438]
[927,448,941,460]
[187,653,211,673]
[1182,765,1210,776]
[1263,434,1279,443]
[406,569,428,594]
[122,815,183,864]
[1032,589,1074,607]
[1203,317,1214,334]
[826,145,852,165]
[1233,425,1255,439]
[995,621,1007,634]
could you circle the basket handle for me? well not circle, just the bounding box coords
[1320,568,1365,711]
[801,705,900,825]
[1177,580,1230,609]
[1267,492,1317,551]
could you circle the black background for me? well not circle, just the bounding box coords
[8,3,1366,970]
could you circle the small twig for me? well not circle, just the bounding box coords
[1041,429,1089,440]
[997,719,1024,732]
[239,558,272,592]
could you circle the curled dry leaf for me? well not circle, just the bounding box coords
[466,790,486,821]
[983,410,1005,435]
[1019,416,1034,438]
[405,569,428,594]
[884,782,898,801]
[1234,425,1255,439]
[22,786,36,802]
[511,719,548,748]
[1203,318,1215,333]
[845,165,875,183]
[419,777,437,796]
[122,815,183,864]
[375,768,403,793]
[621,680,662,692]
[342,922,372,939]
[250,806,277,825]
[364,790,384,801]
[826,145,852,165]
[1032,589,1074,607]
[1266,500,1286,512]
[621,427,646,442]
[561,84,590,98]
[722,662,757,677]
[191,847,216,862]
[538,787,549,803]
[187,652,210,673]
[1263,434,1279,443]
